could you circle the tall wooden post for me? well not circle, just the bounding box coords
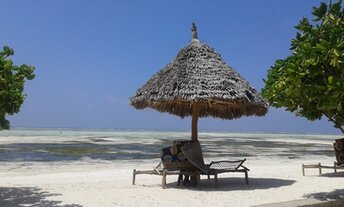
[190,104,200,186]
[191,104,200,141]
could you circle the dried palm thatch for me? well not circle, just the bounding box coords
[130,23,268,140]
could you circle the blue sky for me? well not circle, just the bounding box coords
[0,0,340,134]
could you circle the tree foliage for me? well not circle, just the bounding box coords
[262,0,344,133]
[0,46,35,130]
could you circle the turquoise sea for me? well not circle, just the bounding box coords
[0,129,342,162]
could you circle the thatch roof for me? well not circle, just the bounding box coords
[130,23,268,120]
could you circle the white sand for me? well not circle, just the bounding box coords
[0,156,343,207]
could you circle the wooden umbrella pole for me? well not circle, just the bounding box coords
[190,103,201,186]
[191,104,200,141]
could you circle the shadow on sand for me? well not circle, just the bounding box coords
[304,188,344,201]
[0,187,82,207]
[319,171,344,178]
[164,177,296,191]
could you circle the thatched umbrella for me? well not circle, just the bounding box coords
[130,23,268,141]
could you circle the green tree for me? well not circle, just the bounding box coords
[0,45,35,130]
[262,0,344,133]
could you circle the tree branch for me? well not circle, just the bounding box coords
[324,113,344,134]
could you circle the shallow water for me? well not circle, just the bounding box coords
[0,129,341,162]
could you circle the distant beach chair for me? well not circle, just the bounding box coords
[179,141,249,188]
[302,162,344,176]
[302,138,344,176]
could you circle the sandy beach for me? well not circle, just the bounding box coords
[1,157,344,206]
[0,130,343,207]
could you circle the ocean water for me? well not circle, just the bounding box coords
[0,129,342,162]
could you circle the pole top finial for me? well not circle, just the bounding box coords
[191,22,198,40]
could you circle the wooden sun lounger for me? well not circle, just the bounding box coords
[132,162,181,188]
[180,141,249,188]
[209,160,249,183]
[133,141,249,189]
[302,162,344,176]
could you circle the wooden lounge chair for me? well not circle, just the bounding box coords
[302,162,344,176]
[302,139,344,176]
[132,161,181,188]
[132,140,249,189]
[180,141,249,188]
